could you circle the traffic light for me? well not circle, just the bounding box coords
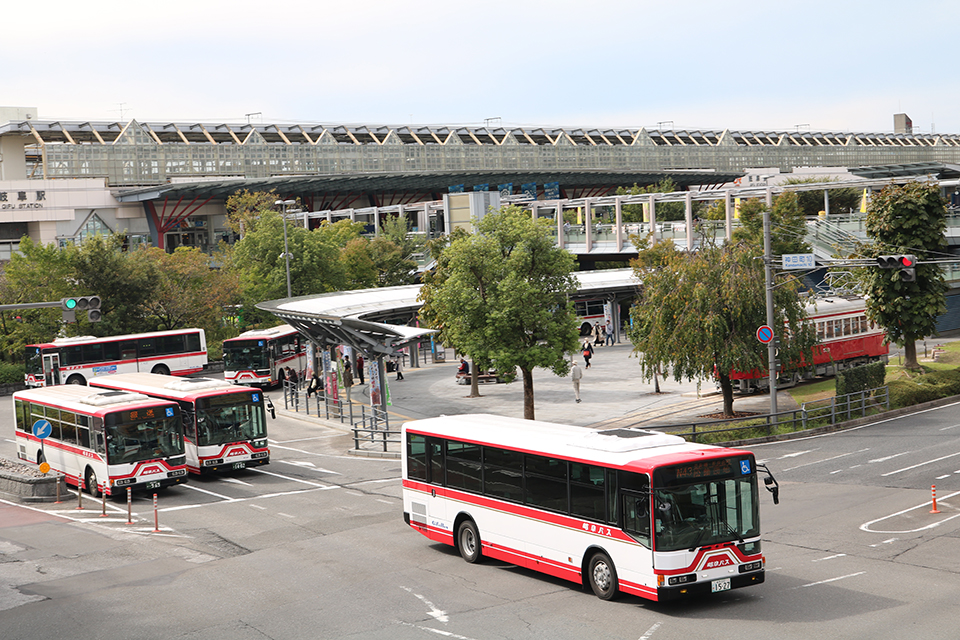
[60,296,102,323]
[876,255,917,282]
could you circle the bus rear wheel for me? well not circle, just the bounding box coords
[151,364,170,376]
[65,374,86,385]
[86,468,101,499]
[588,551,619,600]
[457,519,483,564]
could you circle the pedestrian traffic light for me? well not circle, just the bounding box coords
[60,296,102,323]
[876,255,917,282]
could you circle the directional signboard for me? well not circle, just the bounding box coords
[32,419,53,440]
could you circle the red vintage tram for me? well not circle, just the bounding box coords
[730,296,888,393]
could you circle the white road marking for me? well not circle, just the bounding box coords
[814,554,846,562]
[279,459,341,474]
[350,478,399,486]
[784,449,869,471]
[638,622,662,640]
[869,538,898,547]
[376,499,393,505]
[277,512,295,518]
[160,485,338,512]
[221,477,254,486]
[869,452,911,463]
[861,489,960,533]
[401,586,449,623]
[182,484,235,501]
[939,424,960,431]
[799,572,866,588]
[779,450,817,459]
[881,451,960,476]
[248,467,333,487]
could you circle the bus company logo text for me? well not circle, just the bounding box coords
[582,523,613,536]
[227,448,247,457]
[702,556,734,569]
[430,520,450,531]
[140,466,163,475]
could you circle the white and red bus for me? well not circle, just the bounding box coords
[90,373,270,475]
[402,414,779,602]
[24,328,208,387]
[222,324,306,387]
[13,385,188,497]
[730,296,889,393]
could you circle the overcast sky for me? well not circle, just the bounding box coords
[4,0,953,134]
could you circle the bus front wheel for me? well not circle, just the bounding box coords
[151,364,170,376]
[65,374,86,385]
[457,519,483,564]
[588,551,619,600]
[86,468,101,499]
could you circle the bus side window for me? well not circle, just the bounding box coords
[121,341,137,360]
[102,341,121,362]
[59,411,77,445]
[407,434,428,482]
[14,400,26,432]
[622,493,651,548]
[186,332,201,353]
[92,418,105,456]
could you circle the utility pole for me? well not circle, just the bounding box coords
[763,208,778,416]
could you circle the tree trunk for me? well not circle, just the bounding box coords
[903,339,920,370]
[521,366,535,420]
[718,374,736,417]
[468,359,481,398]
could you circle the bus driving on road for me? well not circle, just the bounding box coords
[13,385,188,497]
[25,328,208,387]
[402,414,779,602]
[222,324,305,387]
[89,373,270,475]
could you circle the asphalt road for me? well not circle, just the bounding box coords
[2,389,960,639]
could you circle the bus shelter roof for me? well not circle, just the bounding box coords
[256,268,641,356]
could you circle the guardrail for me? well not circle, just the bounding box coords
[648,386,890,443]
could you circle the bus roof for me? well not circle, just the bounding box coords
[28,327,204,349]
[13,384,178,416]
[89,373,254,401]
[403,414,748,473]
[223,324,297,342]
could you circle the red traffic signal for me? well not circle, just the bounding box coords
[899,255,915,268]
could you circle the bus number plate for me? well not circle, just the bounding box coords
[711,578,731,593]
[145,481,161,490]
[232,462,246,470]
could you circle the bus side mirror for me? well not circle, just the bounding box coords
[758,463,780,505]
[265,396,276,420]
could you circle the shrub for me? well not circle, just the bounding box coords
[888,378,954,409]
[836,361,886,396]
[0,361,24,385]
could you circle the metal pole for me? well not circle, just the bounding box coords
[282,209,292,298]
[763,207,778,416]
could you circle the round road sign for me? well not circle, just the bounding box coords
[39,462,50,474]
[756,325,774,344]
[32,419,53,440]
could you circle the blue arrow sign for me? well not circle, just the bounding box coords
[32,419,53,440]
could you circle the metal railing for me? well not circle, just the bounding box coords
[648,386,890,443]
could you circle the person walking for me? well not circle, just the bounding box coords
[571,361,582,403]
[605,320,615,346]
[593,321,603,346]
[356,354,365,385]
[394,355,404,380]
[582,340,594,368]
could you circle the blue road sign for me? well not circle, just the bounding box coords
[756,325,774,344]
[32,419,53,440]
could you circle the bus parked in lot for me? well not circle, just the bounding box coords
[402,414,779,602]
[25,328,207,387]
[222,325,305,387]
[13,385,188,497]
[89,373,270,475]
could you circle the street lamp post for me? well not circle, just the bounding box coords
[275,199,296,298]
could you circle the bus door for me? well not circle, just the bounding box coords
[120,341,137,369]
[43,353,61,386]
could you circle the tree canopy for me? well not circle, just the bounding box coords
[419,206,580,419]
[860,181,948,370]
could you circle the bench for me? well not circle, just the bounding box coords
[456,371,501,385]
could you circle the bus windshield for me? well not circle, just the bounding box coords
[653,476,759,552]
[195,397,266,446]
[24,347,43,377]
[223,341,269,371]
[105,410,184,465]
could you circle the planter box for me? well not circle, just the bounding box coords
[0,458,68,503]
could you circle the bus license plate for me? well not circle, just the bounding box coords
[232,462,246,470]
[145,481,161,490]
[712,578,731,593]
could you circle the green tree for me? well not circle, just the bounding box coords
[628,239,814,416]
[732,194,811,256]
[419,206,580,419]
[782,177,861,216]
[618,179,686,222]
[860,181,948,370]
[130,246,240,332]
[224,190,279,236]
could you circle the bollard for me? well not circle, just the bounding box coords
[100,484,108,517]
[76,480,84,510]
[126,487,134,525]
[55,475,61,504]
[931,485,941,514]
[153,493,160,532]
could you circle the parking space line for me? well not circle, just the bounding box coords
[248,467,332,487]
[182,484,236,501]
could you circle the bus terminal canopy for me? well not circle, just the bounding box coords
[257,286,436,357]
[256,269,641,358]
